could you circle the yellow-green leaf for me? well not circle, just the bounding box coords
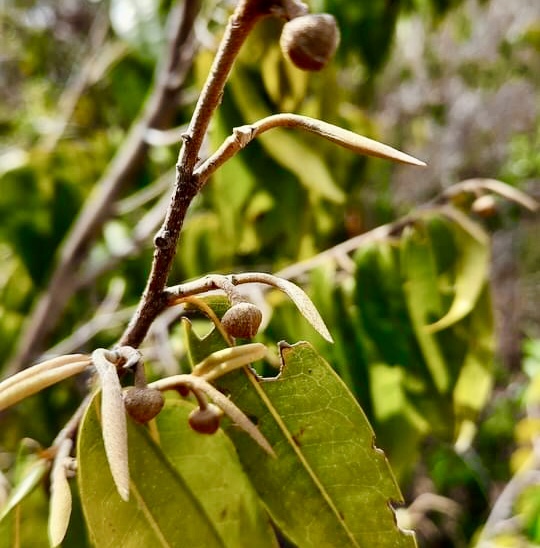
[426,208,489,333]
[216,341,417,548]
[78,393,225,548]
[155,398,278,548]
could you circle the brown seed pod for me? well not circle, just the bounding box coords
[123,387,165,423]
[188,404,223,435]
[280,14,340,71]
[221,301,263,339]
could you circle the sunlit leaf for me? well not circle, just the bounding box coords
[400,224,449,393]
[48,439,73,547]
[78,393,225,548]
[156,398,278,547]
[215,341,417,548]
[0,459,48,521]
[426,208,489,333]
[452,288,494,440]
[92,350,129,501]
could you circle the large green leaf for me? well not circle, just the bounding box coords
[78,393,225,548]
[155,398,278,548]
[215,341,417,548]
[400,223,449,393]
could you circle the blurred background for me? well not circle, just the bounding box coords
[0,0,539,545]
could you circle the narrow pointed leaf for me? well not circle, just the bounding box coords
[215,341,417,548]
[48,439,73,547]
[400,224,449,393]
[92,351,129,501]
[0,359,89,412]
[253,114,427,167]
[0,459,48,520]
[426,208,489,333]
[237,273,333,342]
[78,393,225,548]
[460,178,539,211]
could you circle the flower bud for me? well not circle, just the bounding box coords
[472,194,498,217]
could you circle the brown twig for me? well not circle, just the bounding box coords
[7,0,201,375]
[195,113,426,185]
[119,0,278,348]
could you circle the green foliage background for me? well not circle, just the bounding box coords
[0,0,539,546]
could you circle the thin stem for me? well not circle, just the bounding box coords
[119,1,273,349]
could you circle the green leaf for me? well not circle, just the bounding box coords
[426,209,489,333]
[155,398,278,548]
[452,287,494,425]
[78,393,225,548]
[229,69,345,204]
[216,342,417,548]
[400,223,449,393]
[0,440,50,548]
[0,458,49,521]
[368,363,430,481]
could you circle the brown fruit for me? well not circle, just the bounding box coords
[280,14,340,71]
[188,404,223,435]
[221,302,262,339]
[123,387,164,423]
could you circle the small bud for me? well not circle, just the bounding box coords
[280,14,340,71]
[188,404,222,435]
[221,302,263,339]
[472,194,498,217]
[123,387,164,423]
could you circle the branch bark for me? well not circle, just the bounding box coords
[119,0,276,348]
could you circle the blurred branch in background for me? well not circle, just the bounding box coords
[6,0,201,375]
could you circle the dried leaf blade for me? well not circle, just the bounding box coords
[92,350,129,501]
[48,439,73,547]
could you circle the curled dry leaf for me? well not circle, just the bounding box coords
[48,439,73,547]
[458,178,539,212]
[91,349,129,501]
[233,273,334,343]
[191,342,267,380]
[251,115,426,167]
[0,356,91,412]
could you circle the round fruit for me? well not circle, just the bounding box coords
[280,14,340,71]
[221,302,262,339]
[123,387,164,423]
[188,404,223,435]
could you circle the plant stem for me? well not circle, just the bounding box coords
[120,1,274,348]
[7,0,200,375]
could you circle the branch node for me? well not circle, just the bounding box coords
[154,229,173,249]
